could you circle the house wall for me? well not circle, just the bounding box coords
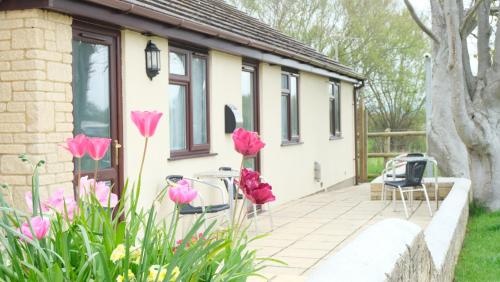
[0,9,357,211]
[121,30,356,209]
[0,9,74,208]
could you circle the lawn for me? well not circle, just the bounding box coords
[454,204,500,281]
[367,157,384,181]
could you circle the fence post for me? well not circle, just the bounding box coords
[384,128,391,165]
[358,96,368,183]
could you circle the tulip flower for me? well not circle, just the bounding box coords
[63,134,88,158]
[20,216,50,240]
[131,110,163,138]
[86,137,111,161]
[238,168,275,205]
[79,176,118,208]
[168,180,197,204]
[232,128,265,156]
[44,188,78,220]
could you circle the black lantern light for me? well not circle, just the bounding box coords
[145,40,161,80]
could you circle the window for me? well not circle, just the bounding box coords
[329,80,341,138]
[281,70,299,143]
[168,46,209,157]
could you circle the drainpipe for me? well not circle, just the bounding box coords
[353,80,365,185]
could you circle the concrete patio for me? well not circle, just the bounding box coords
[248,183,438,281]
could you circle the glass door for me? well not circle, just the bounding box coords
[72,20,122,197]
[241,63,260,172]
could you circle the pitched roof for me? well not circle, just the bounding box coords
[122,0,363,80]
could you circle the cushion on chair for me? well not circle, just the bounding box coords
[179,204,230,215]
[384,180,409,188]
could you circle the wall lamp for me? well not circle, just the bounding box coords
[145,40,161,80]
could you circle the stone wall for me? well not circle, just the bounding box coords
[308,178,471,282]
[0,9,73,208]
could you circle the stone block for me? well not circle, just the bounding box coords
[55,172,73,182]
[0,19,23,30]
[13,91,47,101]
[0,175,26,185]
[12,60,46,71]
[24,18,56,30]
[26,50,62,62]
[25,81,54,91]
[0,61,10,71]
[47,12,72,25]
[27,174,55,185]
[0,144,25,154]
[55,122,73,132]
[6,9,44,19]
[55,102,72,112]
[14,133,46,143]
[0,113,25,123]
[47,62,71,82]
[46,92,66,101]
[46,162,64,174]
[0,155,32,174]
[12,28,45,49]
[0,134,13,143]
[55,23,72,52]
[0,82,11,101]
[0,31,10,40]
[27,143,56,154]
[0,50,24,61]
[7,102,25,112]
[57,146,73,162]
[0,40,10,51]
[26,102,54,132]
[45,41,57,51]
[0,123,25,132]
[44,30,56,41]
[11,81,24,91]
[0,70,46,81]
[0,103,5,112]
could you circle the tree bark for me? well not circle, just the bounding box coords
[414,0,500,210]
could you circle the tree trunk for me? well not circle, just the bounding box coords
[409,0,500,210]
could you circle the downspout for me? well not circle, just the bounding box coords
[353,80,365,185]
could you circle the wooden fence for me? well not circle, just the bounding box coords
[356,103,426,182]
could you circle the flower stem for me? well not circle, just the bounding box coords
[93,160,99,183]
[232,157,246,237]
[169,205,180,246]
[77,158,82,199]
[138,137,149,180]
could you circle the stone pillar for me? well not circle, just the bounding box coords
[0,9,74,208]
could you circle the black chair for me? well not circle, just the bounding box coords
[165,175,230,220]
[384,153,424,179]
[218,167,244,200]
[382,160,433,218]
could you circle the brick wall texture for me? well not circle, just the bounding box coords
[0,9,74,208]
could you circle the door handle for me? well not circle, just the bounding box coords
[113,140,122,166]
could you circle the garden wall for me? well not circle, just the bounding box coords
[308,178,471,282]
[0,9,74,207]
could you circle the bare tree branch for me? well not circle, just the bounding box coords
[495,15,500,65]
[461,0,487,37]
[477,0,491,78]
[403,0,440,43]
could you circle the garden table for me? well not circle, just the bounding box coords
[193,170,240,217]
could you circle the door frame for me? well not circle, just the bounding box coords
[242,60,261,173]
[72,18,124,199]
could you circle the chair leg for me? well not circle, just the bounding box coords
[398,187,409,219]
[267,203,274,231]
[253,204,259,233]
[392,189,397,211]
[422,184,433,216]
[382,184,386,202]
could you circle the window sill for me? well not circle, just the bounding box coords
[168,152,218,161]
[281,141,304,146]
[329,135,343,140]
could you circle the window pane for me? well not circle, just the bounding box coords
[281,74,288,90]
[281,95,289,141]
[72,40,111,171]
[330,99,335,135]
[290,76,299,137]
[335,84,341,133]
[242,70,255,131]
[169,52,186,75]
[169,84,187,150]
[191,57,208,145]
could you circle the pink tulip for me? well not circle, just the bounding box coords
[79,176,119,208]
[131,111,163,137]
[86,137,111,161]
[25,192,49,213]
[238,168,275,205]
[168,180,198,204]
[232,128,265,156]
[63,134,88,158]
[44,188,78,220]
[20,216,50,240]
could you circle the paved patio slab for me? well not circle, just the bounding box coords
[247,183,437,281]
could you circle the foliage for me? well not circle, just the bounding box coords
[455,203,500,281]
[227,0,429,132]
[0,112,273,281]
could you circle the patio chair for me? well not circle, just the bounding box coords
[382,160,433,219]
[384,153,424,179]
[165,175,231,227]
[218,167,275,232]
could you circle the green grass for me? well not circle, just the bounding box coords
[367,158,384,181]
[454,203,500,281]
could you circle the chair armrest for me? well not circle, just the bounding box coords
[184,177,229,205]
